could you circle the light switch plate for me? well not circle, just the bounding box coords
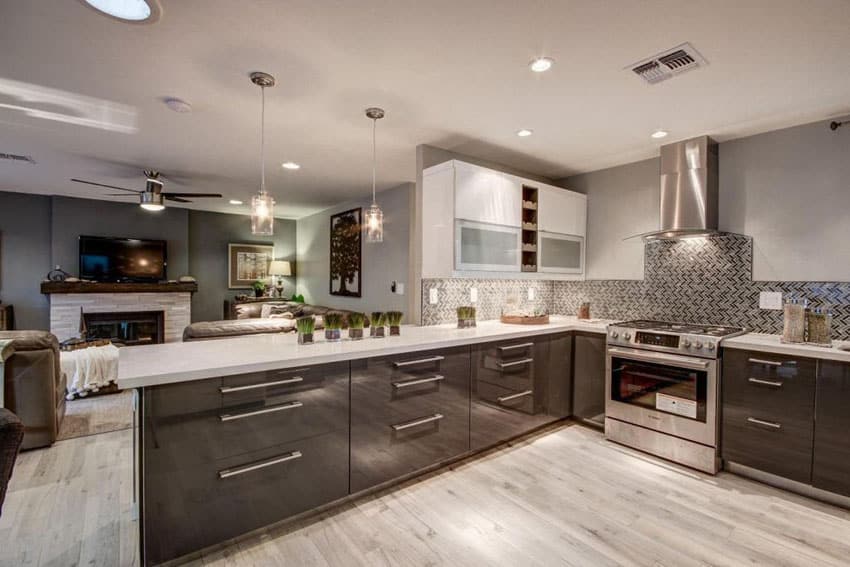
[759,291,783,310]
[528,287,536,301]
[429,288,439,305]
[470,287,478,303]
[396,283,404,295]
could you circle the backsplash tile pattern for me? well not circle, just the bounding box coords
[420,279,553,325]
[422,235,850,339]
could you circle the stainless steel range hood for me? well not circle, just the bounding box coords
[630,135,719,241]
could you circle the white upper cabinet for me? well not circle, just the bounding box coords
[538,185,587,236]
[454,161,522,227]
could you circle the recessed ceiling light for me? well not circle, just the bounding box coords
[163,97,192,113]
[81,0,160,23]
[229,199,243,205]
[516,129,533,137]
[281,161,301,170]
[529,57,554,73]
[651,129,669,139]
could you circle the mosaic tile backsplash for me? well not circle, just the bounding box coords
[421,235,850,339]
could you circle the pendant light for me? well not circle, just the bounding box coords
[250,72,275,235]
[364,107,385,243]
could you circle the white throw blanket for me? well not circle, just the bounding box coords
[61,344,120,399]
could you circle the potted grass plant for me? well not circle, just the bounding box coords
[296,316,315,345]
[457,306,477,328]
[386,311,403,336]
[347,312,365,340]
[323,312,343,342]
[370,312,386,338]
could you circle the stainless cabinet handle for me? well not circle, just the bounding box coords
[392,375,445,389]
[498,390,533,403]
[218,451,302,479]
[498,342,534,351]
[220,376,304,394]
[748,377,783,388]
[393,356,444,368]
[748,358,786,367]
[391,413,444,431]
[219,401,303,421]
[747,417,782,430]
[498,358,534,368]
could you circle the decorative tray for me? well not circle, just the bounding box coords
[500,314,550,325]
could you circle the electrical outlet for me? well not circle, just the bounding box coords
[759,291,783,310]
[429,288,439,305]
[528,287,536,301]
[470,287,478,303]
[396,282,404,295]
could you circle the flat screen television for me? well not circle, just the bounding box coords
[79,235,167,283]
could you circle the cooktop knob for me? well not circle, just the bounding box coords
[623,332,632,340]
[610,331,619,339]
[707,343,716,351]
[681,339,691,348]
[694,341,703,349]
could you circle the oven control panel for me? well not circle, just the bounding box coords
[607,325,720,358]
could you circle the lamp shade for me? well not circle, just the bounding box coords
[268,260,292,276]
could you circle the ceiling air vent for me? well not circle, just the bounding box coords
[0,152,36,164]
[627,42,707,85]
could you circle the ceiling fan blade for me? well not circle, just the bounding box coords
[164,195,191,203]
[104,193,140,197]
[163,192,223,198]
[71,178,142,193]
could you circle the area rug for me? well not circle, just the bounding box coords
[57,389,134,441]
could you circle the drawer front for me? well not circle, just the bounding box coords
[476,339,537,392]
[723,349,816,421]
[143,430,349,566]
[144,361,349,464]
[721,406,814,483]
[350,347,470,493]
[220,364,338,407]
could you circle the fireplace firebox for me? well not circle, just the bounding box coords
[83,311,165,346]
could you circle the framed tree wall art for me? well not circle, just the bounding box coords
[329,207,362,297]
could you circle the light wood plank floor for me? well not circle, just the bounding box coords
[3,423,850,566]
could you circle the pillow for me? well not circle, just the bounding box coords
[266,306,295,319]
[260,303,288,318]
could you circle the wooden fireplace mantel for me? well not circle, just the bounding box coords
[40,281,198,294]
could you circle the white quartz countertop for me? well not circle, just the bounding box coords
[722,333,850,363]
[118,316,612,388]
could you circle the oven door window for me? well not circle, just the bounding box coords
[610,357,707,422]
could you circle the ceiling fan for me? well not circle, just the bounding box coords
[70,170,223,211]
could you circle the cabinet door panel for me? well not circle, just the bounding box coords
[538,186,586,235]
[454,162,521,226]
[813,361,850,497]
[572,332,606,427]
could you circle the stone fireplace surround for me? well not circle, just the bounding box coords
[49,292,191,343]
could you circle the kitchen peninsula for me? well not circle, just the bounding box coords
[119,317,610,565]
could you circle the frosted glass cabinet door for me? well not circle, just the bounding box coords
[538,232,584,274]
[455,220,521,272]
[454,162,522,227]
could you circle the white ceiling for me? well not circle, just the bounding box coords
[1,0,849,218]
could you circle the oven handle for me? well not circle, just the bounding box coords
[606,346,710,370]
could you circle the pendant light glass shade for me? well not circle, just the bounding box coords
[365,107,385,243]
[251,72,276,235]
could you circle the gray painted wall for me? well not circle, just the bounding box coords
[296,183,413,319]
[562,117,850,282]
[564,158,658,280]
[0,192,52,330]
[50,196,190,278]
[189,210,296,322]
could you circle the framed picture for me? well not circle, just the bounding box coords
[329,207,362,297]
[228,243,274,289]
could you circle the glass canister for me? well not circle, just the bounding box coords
[577,302,591,320]
[781,297,807,344]
[806,306,833,346]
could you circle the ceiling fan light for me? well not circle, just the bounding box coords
[251,192,275,235]
[140,203,165,211]
[140,190,164,211]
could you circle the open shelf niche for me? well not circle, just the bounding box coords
[521,185,538,272]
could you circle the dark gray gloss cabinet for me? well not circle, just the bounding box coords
[350,346,471,493]
[813,361,850,497]
[141,362,350,566]
[572,332,606,427]
[721,349,816,483]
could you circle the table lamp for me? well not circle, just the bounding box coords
[268,260,292,298]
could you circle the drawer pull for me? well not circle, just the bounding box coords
[394,356,445,368]
[218,451,303,479]
[498,358,534,368]
[219,401,303,422]
[220,376,304,394]
[747,417,782,430]
[498,342,534,352]
[748,377,783,388]
[498,390,533,403]
[747,358,787,367]
[391,413,444,431]
[392,375,445,389]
